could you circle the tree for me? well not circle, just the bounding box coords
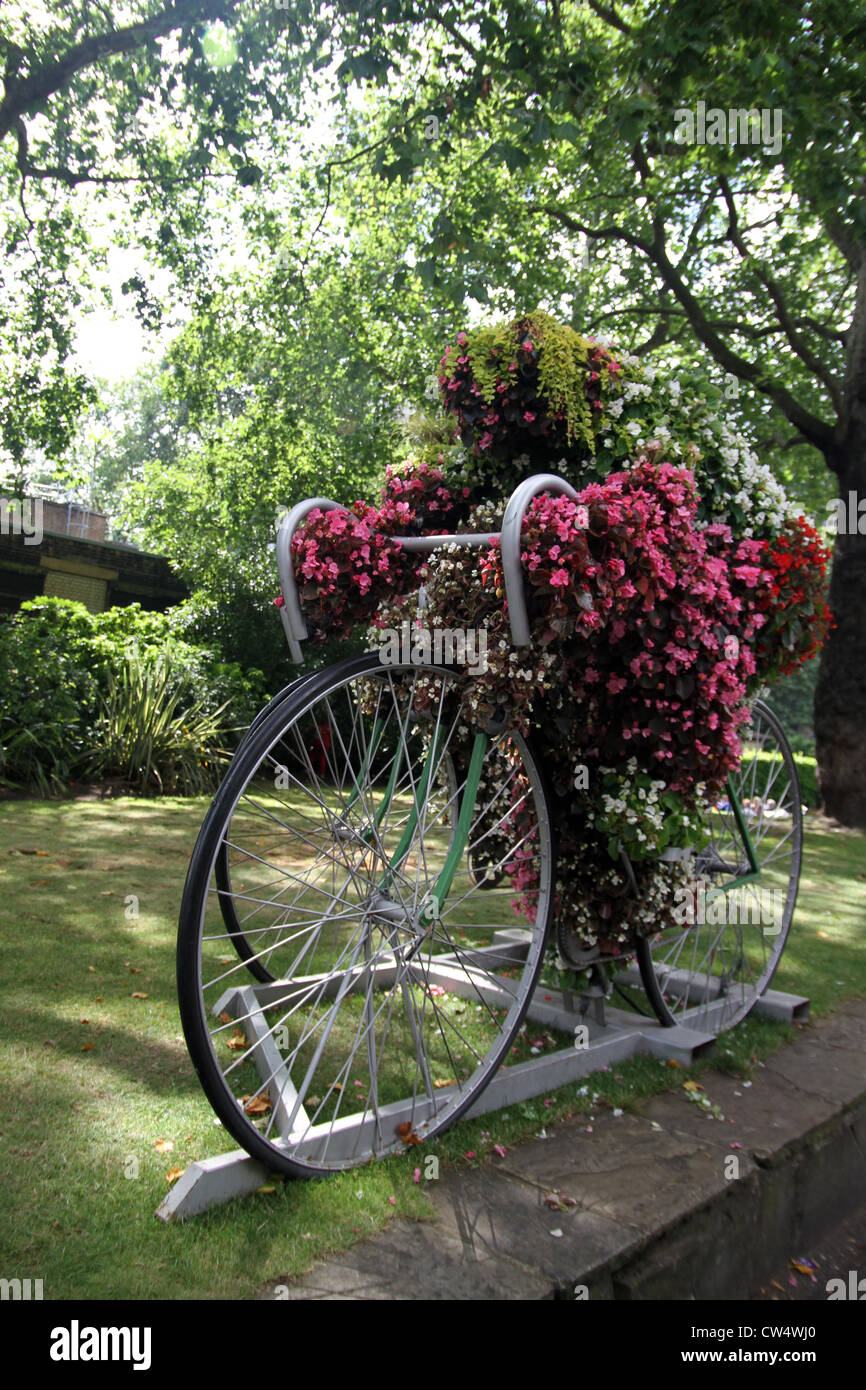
[0,0,331,473]
[111,205,443,677]
[276,0,866,824]
[5,0,866,821]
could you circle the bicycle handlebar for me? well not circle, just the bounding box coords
[275,473,582,663]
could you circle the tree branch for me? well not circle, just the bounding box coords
[583,0,632,35]
[13,115,230,187]
[718,174,843,411]
[569,146,840,451]
[0,0,233,143]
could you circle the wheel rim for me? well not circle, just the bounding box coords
[637,701,802,1033]
[180,657,553,1174]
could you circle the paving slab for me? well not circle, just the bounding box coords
[263,1001,866,1300]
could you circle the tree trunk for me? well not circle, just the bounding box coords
[814,431,866,827]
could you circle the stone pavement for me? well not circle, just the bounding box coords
[264,1000,866,1300]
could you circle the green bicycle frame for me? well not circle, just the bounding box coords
[700,777,761,914]
[372,729,488,911]
[360,732,760,926]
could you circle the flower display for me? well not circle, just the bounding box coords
[285,310,833,959]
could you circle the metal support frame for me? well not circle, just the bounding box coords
[157,928,808,1221]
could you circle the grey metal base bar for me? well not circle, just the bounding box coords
[155,973,809,1222]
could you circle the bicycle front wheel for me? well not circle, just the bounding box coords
[177,652,554,1176]
[636,700,802,1033]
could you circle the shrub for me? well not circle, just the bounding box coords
[0,599,102,792]
[0,597,268,794]
[86,651,229,795]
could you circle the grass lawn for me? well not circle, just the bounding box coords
[0,796,864,1300]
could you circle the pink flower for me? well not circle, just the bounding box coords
[550,568,570,588]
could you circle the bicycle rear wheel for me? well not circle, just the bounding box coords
[177,652,554,1176]
[636,700,802,1033]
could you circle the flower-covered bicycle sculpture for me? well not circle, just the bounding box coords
[177,311,832,1177]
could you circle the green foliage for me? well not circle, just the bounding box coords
[0,599,102,792]
[462,309,596,451]
[85,650,228,795]
[0,597,269,793]
[739,748,820,810]
[767,663,819,755]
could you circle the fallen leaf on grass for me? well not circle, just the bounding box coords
[218,1011,233,1025]
[256,1185,276,1195]
[79,1018,90,1025]
[240,1094,271,1115]
[683,1080,703,1093]
[131,991,148,999]
[226,1030,247,1050]
[667,1058,683,1068]
[81,1043,96,1052]
[789,1259,818,1279]
[166,1166,186,1184]
[396,1122,422,1146]
[154,1140,174,1154]
[433,1078,456,1088]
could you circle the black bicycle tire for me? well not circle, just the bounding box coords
[177,650,556,1177]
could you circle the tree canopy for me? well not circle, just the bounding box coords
[3,0,866,818]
